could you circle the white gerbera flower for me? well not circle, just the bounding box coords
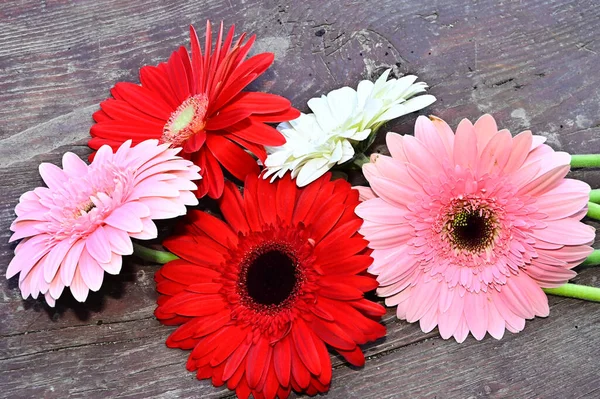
[263,113,358,187]
[264,69,435,186]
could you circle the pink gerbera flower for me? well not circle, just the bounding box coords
[7,140,201,307]
[356,114,595,342]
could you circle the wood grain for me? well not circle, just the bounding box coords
[1,0,599,398]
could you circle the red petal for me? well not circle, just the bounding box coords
[319,254,373,275]
[186,282,222,294]
[352,299,387,318]
[292,178,325,225]
[166,310,230,345]
[250,107,301,123]
[229,118,286,146]
[316,219,364,255]
[189,25,205,93]
[313,338,332,386]
[309,318,356,351]
[224,132,267,162]
[90,120,163,141]
[93,109,111,123]
[158,259,220,284]
[230,92,292,114]
[291,319,321,376]
[273,337,291,387]
[246,338,270,389]
[242,174,263,230]
[183,130,207,153]
[290,342,311,389]
[223,338,252,380]
[210,327,249,367]
[187,211,238,247]
[315,237,368,264]
[309,202,345,244]
[163,237,225,265]
[337,346,365,367]
[264,361,280,399]
[320,275,379,293]
[206,106,253,130]
[100,98,166,124]
[211,53,273,111]
[140,64,181,109]
[276,175,297,225]
[206,134,260,180]
[195,148,224,199]
[159,292,226,317]
[111,82,173,120]
[317,280,365,300]
[219,181,250,233]
[256,174,278,225]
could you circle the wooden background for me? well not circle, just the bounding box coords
[1,0,599,398]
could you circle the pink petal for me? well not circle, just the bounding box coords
[532,219,595,246]
[60,239,85,286]
[43,239,72,283]
[100,253,123,275]
[104,225,134,255]
[353,185,377,202]
[38,162,67,189]
[419,307,439,333]
[104,204,144,233]
[363,170,418,208]
[48,272,65,301]
[477,130,512,176]
[406,280,439,323]
[516,164,570,197]
[486,301,506,340]
[128,217,158,240]
[86,226,112,264]
[464,292,488,340]
[70,267,89,302]
[504,130,533,174]
[414,115,452,163]
[535,191,589,220]
[385,133,408,161]
[429,115,455,154]
[7,235,51,280]
[437,293,464,340]
[62,152,88,177]
[473,114,498,153]
[453,318,470,343]
[79,249,105,292]
[453,118,478,170]
[355,198,409,224]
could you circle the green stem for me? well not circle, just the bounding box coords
[543,283,600,302]
[132,242,179,264]
[571,154,600,168]
[352,153,370,168]
[590,189,600,204]
[582,249,600,267]
[587,202,600,221]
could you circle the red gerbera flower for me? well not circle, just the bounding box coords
[89,21,300,199]
[155,173,386,399]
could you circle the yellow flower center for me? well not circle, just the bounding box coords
[161,94,209,148]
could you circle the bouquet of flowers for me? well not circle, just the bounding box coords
[6,21,599,399]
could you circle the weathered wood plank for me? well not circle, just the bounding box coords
[1,0,600,398]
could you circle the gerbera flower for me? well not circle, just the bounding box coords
[356,114,594,342]
[264,69,435,186]
[90,21,300,199]
[155,173,385,399]
[6,140,201,306]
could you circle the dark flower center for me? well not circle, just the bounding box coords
[245,250,298,306]
[449,209,496,252]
